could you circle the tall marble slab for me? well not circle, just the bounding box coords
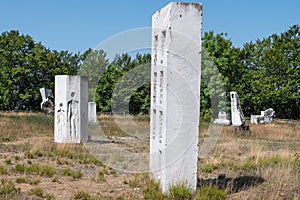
[150,2,202,193]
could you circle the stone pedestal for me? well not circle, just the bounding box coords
[88,102,97,123]
[150,2,202,193]
[54,75,88,143]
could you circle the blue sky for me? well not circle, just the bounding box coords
[1,0,299,54]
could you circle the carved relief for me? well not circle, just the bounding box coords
[159,71,163,104]
[152,109,156,139]
[68,92,79,140]
[159,111,163,143]
[153,72,157,103]
[57,103,65,138]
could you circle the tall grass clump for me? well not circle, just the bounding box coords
[0,179,21,199]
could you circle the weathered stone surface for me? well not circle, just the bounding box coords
[39,88,54,115]
[54,75,88,143]
[88,102,97,123]
[251,108,275,124]
[150,2,202,193]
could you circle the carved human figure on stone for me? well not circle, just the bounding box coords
[57,103,65,138]
[67,92,79,140]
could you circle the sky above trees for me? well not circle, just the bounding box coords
[1,0,299,53]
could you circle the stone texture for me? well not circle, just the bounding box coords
[150,2,202,193]
[54,75,88,143]
[39,88,54,115]
[88,102,97,123]
[251,108,275,124]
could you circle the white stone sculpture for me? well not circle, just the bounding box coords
[88,102,97,123]
[54,75,88,143]
[214,111,231,125]
[150,2,202,193]
[39,88,54,115]
[230,91,244,126]
[251,108,275,124]
[230,91,249,130]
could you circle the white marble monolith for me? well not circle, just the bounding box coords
[230,91,245,126]
[54,75,88,143]
[150,2,202,193]
[88,102,97,123]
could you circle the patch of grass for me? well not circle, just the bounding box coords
[168,184,192,200]
[29,178,40,185]
[110,169,117,177]
[51,176,60,183]
[202,163,215,173]
[73,190,91,200]
[29,187,44,197]
[195,186,227,200]
[56,158,71,165]
[24,151,34,159]
[15,164,25,173]
[26,164,40,174]
[0,165,8,175]
[128,174,165,200]
[293,153,300,174]
[39,165,56,177]
[71,170,83,179]
[15,177,27,183]
[45,193,56,200]
[128,175,140,188]
[14,156,20,161]
[239,155,287,171]
[15,163,56,177]
[0,179,21,198]
[61,168,83,179]
[142,179,165,200]
[4,159,11,165]
[96,170,105,182]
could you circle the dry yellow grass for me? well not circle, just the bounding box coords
[0,113,299,199]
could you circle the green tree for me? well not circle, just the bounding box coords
[95,64,123,112]
[79,49,109,101]
[201,31,243,119]
[0,30,81,111]
[241,25,300,118]
[95,53,151,114]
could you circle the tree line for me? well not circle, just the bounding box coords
[0,25,299,119]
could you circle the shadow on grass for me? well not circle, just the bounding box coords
[198,175,264,193]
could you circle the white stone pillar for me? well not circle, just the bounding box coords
[150,2,202,193]
[230,91,245,126]
[88,102,97,123]
[54,75,88,143]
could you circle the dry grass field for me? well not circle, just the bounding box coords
[0,112,299,199]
